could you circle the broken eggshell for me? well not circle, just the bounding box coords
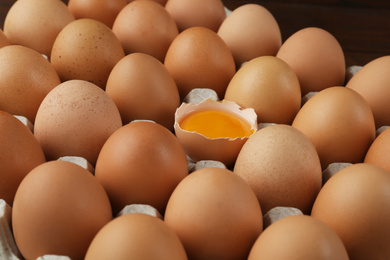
[174,98,257,168]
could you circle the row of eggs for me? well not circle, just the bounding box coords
[1,0,390,259]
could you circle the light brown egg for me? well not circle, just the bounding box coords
[234,124,322,215]
[51,18,125,89]
[364,127,390,172]
[4,0,75,57]
[292,86,376,169]
[85,213,187,260]
[0,111,46,206]
[224,56,301,124]
[217,4,282,68]
[12,160,112,260]
[164,167,263,260]
[174,99,258,168]
[311,163,390,260]
[346,55,390,129]
[112,0,178,62]
[34,80,122,166]
[68,0,127,28]
[164,26,236,100]
[248,215,349,260]
[0,45,61,123]
[165,0,226,32]
[95,121,188,215]
[276,27,346,96]
[105,53,180,130]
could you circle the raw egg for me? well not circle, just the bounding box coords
[234,124,322,215]
[218,4,282,68]
[51,18,125,89]
[164,26,236,100]
[112,0,178,62]
[248,215,349,260]
[346,55,390,129]
[4,0,75,57]
[311,163,390,259]
[276,27,346,96]
[12,160,112,260]
[0,45,61,123]
[85,213,187,260]
[105,52,180,130]
[164,167,263,260]
[95,120,188,215]
[165,0,226,32]
[34,80,122,166]
[174,99,257,168]
[224,56,301,124]
[0,111,46,206]
[364,126,390,172]
[292,86,376,169]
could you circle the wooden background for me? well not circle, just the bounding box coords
[0,0,389,67]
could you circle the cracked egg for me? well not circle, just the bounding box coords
[174,98,257,167]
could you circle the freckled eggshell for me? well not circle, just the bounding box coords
[34,80,122,166]
[164,26,236,100]
[165,0,226,32]
[311,163,390,260]
[233,124,322,215]
[248,215,349,260]
[85,213,187,260]
[105,52,180,130]
[224,56,301,124]
[12,160,113,260]
[164,167,263,260]
[68,0,127,28]
[276,27,346,96]
[0,45,61,123]
[292,86,376,169]
[3,0,75,57]
[51,18,125,89]
[346,55,390,129]
[0,111,46,206]
[112,0,178,62]
[364,127,390,172]
[95,120,188,215]
[217,4,282,68]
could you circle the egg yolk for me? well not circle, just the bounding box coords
[179,110,254,139]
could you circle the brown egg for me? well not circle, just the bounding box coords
[364,127,390,172]
[248,215,349,260]
[0,111,45,206]
[224,56,301,124]
[346,55,390,129]
[0,29,10,48]
[165,0,226,32]
[127,0,167,5]
[51,18,125,89]
[174,99,258,168]
[292,86,376,169]
[68,0,127,28]
[164,167,263,260]
[164,26,236,100]
[34,80,122,166]
[276,27,346,96]
[217,4,282,68]
[85,213,187,260]
[95,120,188,215]
[12,160,112,260]
[112,0,178,62]
[311,163,390,259]
[234,124,322,215]
[0,45,61,123]
[4,0,75,57]
[105,53,180,130]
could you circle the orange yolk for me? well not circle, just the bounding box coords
[179,110,254,139]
